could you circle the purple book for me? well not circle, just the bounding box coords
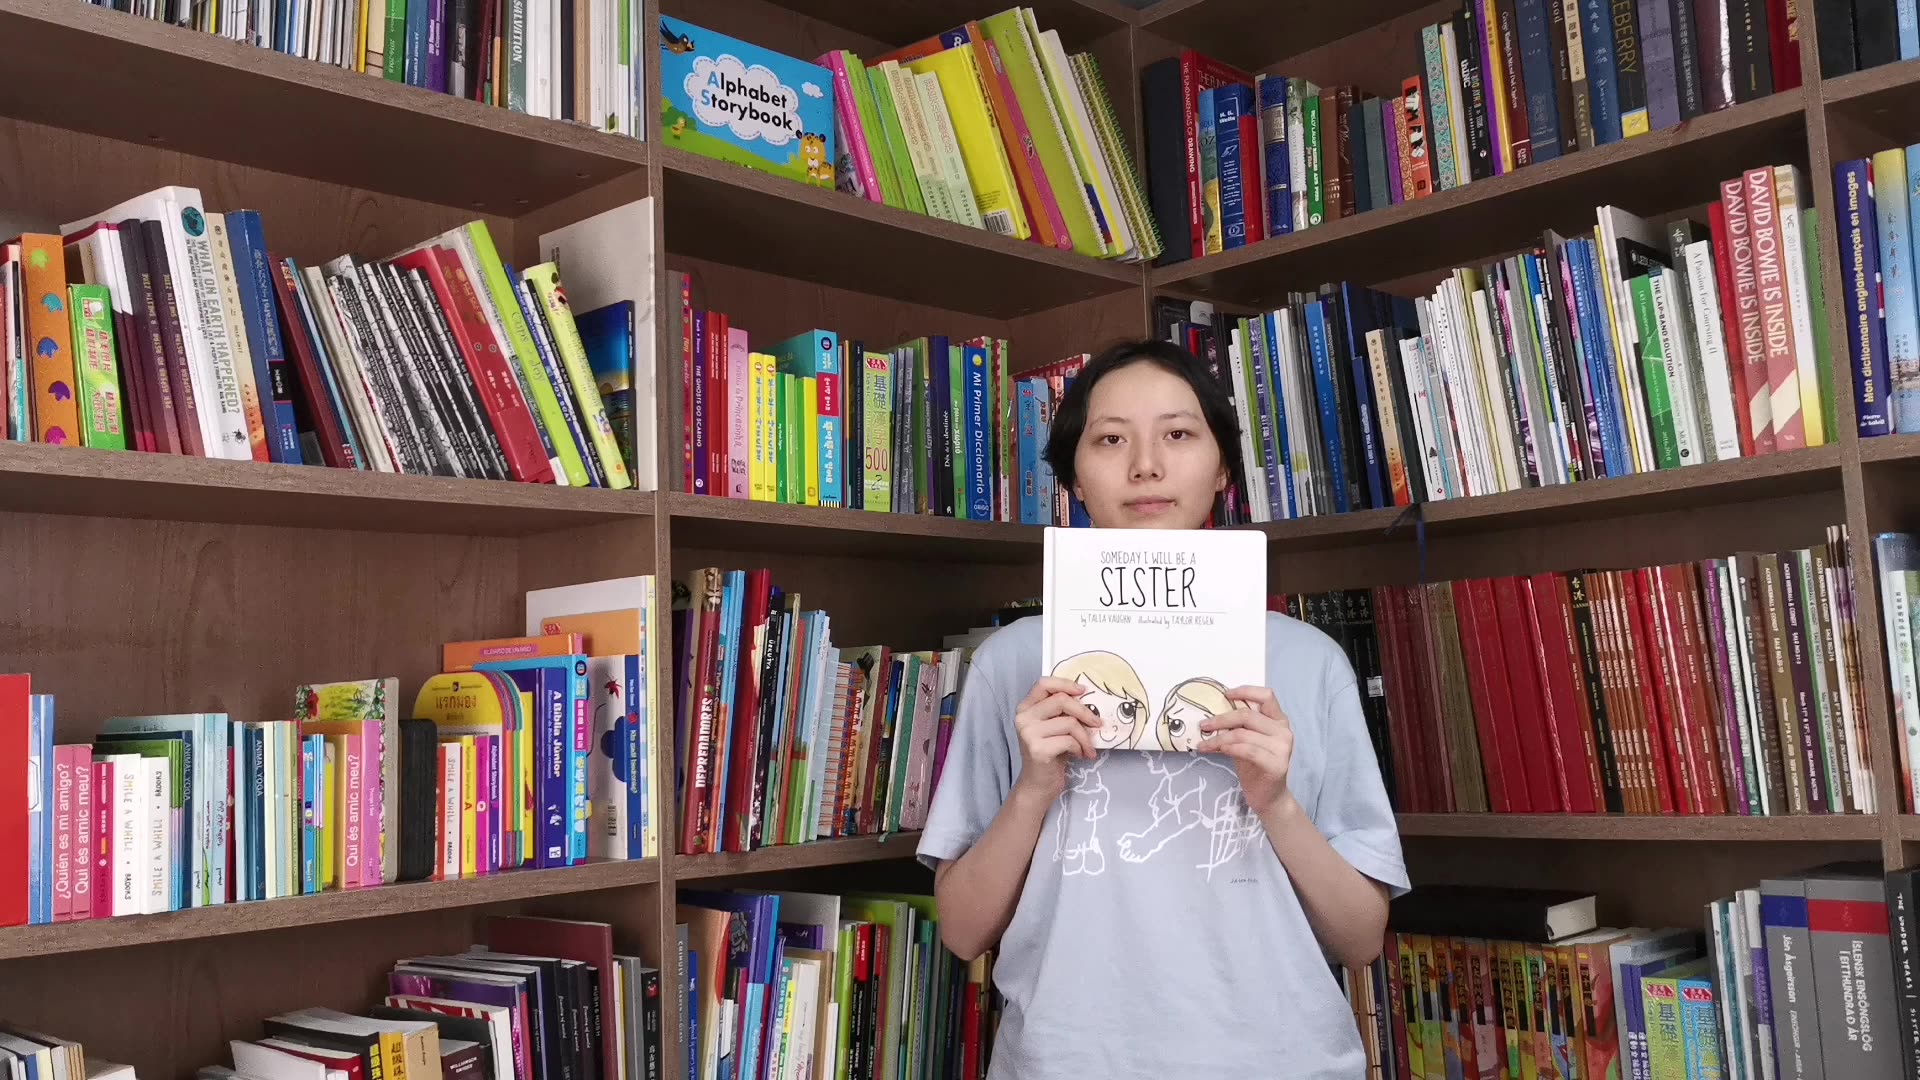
[1699,558,1754,815]
[1382,98,1405,206]
[390,965,530,1080]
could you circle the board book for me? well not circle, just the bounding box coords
[1040,526,1266,751]
[660,15,835,190]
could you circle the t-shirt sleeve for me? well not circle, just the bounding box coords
[1314,667,1411,899]
[916,659,1014,871]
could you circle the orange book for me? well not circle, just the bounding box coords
[18,235,79,445]
[442,632,582,672]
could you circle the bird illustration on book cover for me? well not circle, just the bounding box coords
[1040,527,1266,752]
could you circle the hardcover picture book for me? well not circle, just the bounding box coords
[659,15,836,190]
[1040,526,1267,751]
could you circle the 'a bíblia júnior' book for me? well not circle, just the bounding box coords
[1040,526,1266,751]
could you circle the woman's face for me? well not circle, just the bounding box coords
[1071,362,1226,532]
[1159,694,1214,751]
[1077,677,1145,748]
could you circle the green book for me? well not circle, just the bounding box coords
[866,66,925,214]
[67,284,126,451]
[1629,273,1681,469]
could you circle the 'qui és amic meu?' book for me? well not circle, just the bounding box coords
[1040,526,1266,752]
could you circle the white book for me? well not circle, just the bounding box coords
[1224,333,1266,522]
[1040,527,1266,752]
[537,198,659,490]
[1397,335,1444,503]
[1596,206,1664,472]
[143,757,170,914]
[1774,165,1825,447]
[1649,269,1705,467]
[440,740,463,879]
[587,655,630,862]
[1684,239,1744,462]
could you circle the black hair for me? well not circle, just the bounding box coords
[1042,339,1246,496]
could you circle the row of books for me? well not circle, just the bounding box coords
[1816,0,1919,77]
[0,575,659,928]
[1835,146,1920,436]
[0,189,650,490]
[670,566,992,856]
[1284,530,1871,818]
[88,0,644,137]
[1349,863,1906,1080]
[1143,0,1799,263]
[671,274,1088,524]
[0,1029,132,1080]
[658,11,1157,262]
[1179,166,1837,524]
[678,889,993,1080]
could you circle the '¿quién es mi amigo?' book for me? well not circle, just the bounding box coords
[1040,526,1267,751]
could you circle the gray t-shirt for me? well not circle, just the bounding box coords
[916,612,1410,1080]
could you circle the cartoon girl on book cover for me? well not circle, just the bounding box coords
[1048,650,1148,750]
[1148,676,1231,751]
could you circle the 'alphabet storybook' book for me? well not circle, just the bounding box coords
[659,15,835,190]
[1040,526,1267,751]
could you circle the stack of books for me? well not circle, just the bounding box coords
[1277,527,1870,818]
[1171,167,1836,525]
[1145,0,1800,261]
[0,1026,134,1080]
[660,10,1158,262]
[672,567,995,857]
[672,273,1088,524]
[0,574,657,928]
[677,889,994,1080]
[1349,864,1911,1080]
[0,191,651,490]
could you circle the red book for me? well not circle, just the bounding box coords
[1620,571,1686,813]
[1666,564,1730,813]
[723,570,772,854]
[1529,573,1604,814]
[1408,585,1459,812]
[92,760,112,920]
[1720,177,1777,454]
[1491,576,1562,812]
[484,915,618,1080]
[0,675,26,928]
[1453,580,1525,813]
[1708,200,1758,457]
[1373,586,1427,813]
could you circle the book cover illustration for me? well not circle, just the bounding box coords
[660,16,835,190]
[1040,526,1267,751]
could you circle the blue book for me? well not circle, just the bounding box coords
[28,695,51,925]
[1033,378,1057,523]
[623,653,646,856]
[225,211,300,464]
[768,331,842,508]
[1198,87,1219,253]
[1897,148,1920,434]
[1262,311,1297,517]
[1337,283,1389,510]
[1901,0,1919,59]
[1258,76,1292,237]
[710,572,745,827]
[283,257,365,470]
[577,301,636,478]
[1214,84,1251,250]
[1516,0,1563,162]
[1578,0,1622,144]
[1304,300,1351,514]
[1246,316,1285,518]
[1836,158,1892,437]
[659,16,836,191]
[963,342,991,521]
[1569,239,1627,476]
[302,734,322,894]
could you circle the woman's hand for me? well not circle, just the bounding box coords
[1010,676,1102,803]
[1198,685,1297,818]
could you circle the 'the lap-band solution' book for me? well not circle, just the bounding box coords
[1040,526,1267,751]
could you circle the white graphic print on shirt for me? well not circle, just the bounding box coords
[1051,751,1262,880]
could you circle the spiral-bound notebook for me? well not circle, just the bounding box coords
[1040,526,1267,751]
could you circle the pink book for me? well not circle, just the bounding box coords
[71,747,92,920]
[366,719,386,886]
[727,327,750,500]
[979,36,1072,251]
[819,51,884,203]
[472,734,493,875]
[345,732,366,889]
[92,760,112,919]
[51,747,73,922]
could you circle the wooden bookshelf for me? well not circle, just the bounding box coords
[0,858,660,962]
[675,833,928,881]
[6,1,1920,1079]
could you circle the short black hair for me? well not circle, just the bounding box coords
[1042,338,1246,496]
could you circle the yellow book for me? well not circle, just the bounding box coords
[979,9,1104,256]
[804,376,821,506]
[1030,19,1128,257]
[905,47,1030,240]
[1478,0,1514,171]
[1591,230,1649,471]
[321,748,337,888]
[752,352,776,501]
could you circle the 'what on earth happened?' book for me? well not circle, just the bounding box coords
[1040,526,1267,751]
[659,15,836,190]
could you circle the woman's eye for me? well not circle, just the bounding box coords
[1097,433,1122,446]
[1167,429,1191,440]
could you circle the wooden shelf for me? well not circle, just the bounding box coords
[1821,57,1920,109]
[760,0,1134,48]
[0,443,656,535]
[1397,812,1886,841]
[1900,817,1920,840]
[0,0,646,212]
[0,858,659,961]
[675,832,928,880]
[1152,91,1809,308]
[666,493,1043,561]
[1857,431,1920,464]
[659,147,1140,317]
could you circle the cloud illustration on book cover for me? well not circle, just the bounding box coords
[1050,650,1232,751]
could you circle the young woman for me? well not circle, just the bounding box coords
[917,340,1408,1079]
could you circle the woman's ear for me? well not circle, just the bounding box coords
[1213,463,1228,493]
